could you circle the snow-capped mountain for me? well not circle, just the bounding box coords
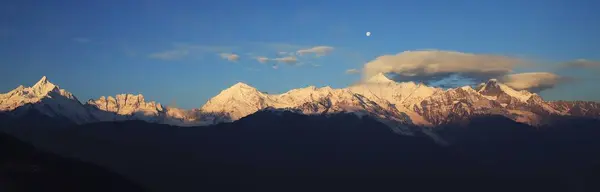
[1,76,599,129]
[412,79,575,126]
[86,94,166,122]
[347,73,442,126]
[85,94,216,126]
[0,76,94,124]
[549,100,600,118]
[200,82,413,128]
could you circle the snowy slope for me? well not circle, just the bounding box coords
[200,82,413,127]
[85,94,213,126]
[86,94,165,122]
[200,82,280,121]
[347,73,441,126]
[198,76,598,127]
[2,76,598,128]
[0,76,94,124]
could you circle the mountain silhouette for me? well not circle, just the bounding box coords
[2,110,600,192]
[0,130,145,192]
[2,77,600,191]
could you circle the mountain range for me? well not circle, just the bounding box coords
[3,75,600,192]
[1,75,598,131]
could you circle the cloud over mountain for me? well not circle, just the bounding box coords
[500,72,565,93]
[362,50,522,83]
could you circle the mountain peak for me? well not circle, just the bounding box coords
[231,82,255,89]
[366,73,395,83]
[31,76,58,96]
[208,82,262,101]
[33,76,51,87]
[37,76,48,83]
[478,78,534,102]
[478,79,502,92]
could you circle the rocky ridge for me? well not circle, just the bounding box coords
[1,75,599,130]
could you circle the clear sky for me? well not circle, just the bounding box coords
[1,0,599,108]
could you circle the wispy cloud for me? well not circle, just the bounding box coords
[272,56,298,64]
[346,68,360,74]
[219,53,240,62]
[254,55,298,65]
[149,42,334,67]
[561,59,600,69]
[72,37,91,43]
[256,56,269,63]
[176,44,237,53]
[149,43,237,61]
[149,50,190,60]
[297,46,334,56]
[248,42,306,53]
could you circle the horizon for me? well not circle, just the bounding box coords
[2,0,599,108]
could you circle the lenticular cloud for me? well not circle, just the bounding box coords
[362,50,522,83]
[500,72,564,93]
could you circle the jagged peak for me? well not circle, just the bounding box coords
[366,73,395,84]
[477,78,535,102]
[115,93,145,99]
[92,94,144,100]
[459,86,476,92]
[35,76,48,85]
[31,76,58,95]
[87,94,165,112]
[478,79,503,92]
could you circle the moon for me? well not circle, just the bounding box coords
[366,32,371,37]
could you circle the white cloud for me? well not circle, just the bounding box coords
[273,56,298,64]
[149,49,189,60]
[72,37,91,43]
[562,59,600,69]
[149,44,237,60]
[362,50,523,83]
[219,53,240,62]
[297,46,334,56]
[500,72,565,93]
[247,42,305,53]
[256,57,269,63]
[346,68,360,74]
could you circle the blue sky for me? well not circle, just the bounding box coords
[1,0,599,108]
